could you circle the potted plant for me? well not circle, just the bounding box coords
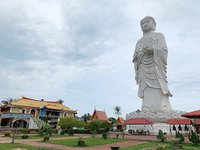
[39,123,52,142]
[77,137,86,147]
[4,131,11,136]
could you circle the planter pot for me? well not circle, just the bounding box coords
[77,140,86,146]
[111,146,119,150]
[43,136,49,141]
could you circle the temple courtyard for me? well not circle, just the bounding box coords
[0,133,152,150]
[1,132,200,150]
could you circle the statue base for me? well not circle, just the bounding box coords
[126,109,187,135]
[126,109,186,122]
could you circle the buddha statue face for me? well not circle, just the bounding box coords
[140,16,156,33]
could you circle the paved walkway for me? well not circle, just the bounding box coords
[0,136,12,143]
[18,139,146,150]
[0,134,153,150]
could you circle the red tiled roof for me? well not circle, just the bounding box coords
[166,119,191,125]
[117,117,125,125]
[182,110,200,118]
[125,118,153,125]
[91,110,108,121]
[194,119,200,124]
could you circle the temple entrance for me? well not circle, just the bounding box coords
[12,119,28,128]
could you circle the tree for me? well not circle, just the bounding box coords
[58,118,83,135]
[1,97,16,105]
[86,120,111,133]
[101,121,112,132]
[114,106,122,117]
[87,120,102,132]
[81,113,91,122]
[108,117,116,125]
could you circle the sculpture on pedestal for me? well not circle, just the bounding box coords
[132,16,173,112]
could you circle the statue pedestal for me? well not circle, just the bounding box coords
[127,110,185,122]
[126,110,186,135]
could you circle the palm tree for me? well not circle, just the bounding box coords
[114,106,122,117]
[81,113,91,122]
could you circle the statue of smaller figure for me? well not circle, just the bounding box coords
[132,16,173,112]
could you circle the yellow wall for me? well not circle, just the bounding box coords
[11,107,21,113]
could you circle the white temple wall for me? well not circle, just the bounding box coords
[126,123,191,135]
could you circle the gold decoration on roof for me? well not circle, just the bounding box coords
[11,96,76,112]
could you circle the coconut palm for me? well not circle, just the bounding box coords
[114,106,122,117]
[81,113,91,122]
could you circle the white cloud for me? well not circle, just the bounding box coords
[0,0,200,118]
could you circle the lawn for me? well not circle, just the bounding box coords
[48,137,128,147]
[121,141,160,150]
[0,143,52,150]
[121,141,200,150]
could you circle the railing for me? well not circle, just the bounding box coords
[1,113,32,118]
[39,115,59,119]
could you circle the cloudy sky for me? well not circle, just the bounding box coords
[0,0,200,118]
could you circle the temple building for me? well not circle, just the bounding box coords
[91,109,108,121]
[0,96,76,129]
[181,110,200,133]
[115,117,125,131]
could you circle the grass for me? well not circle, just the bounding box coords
[121,141,160,150]
[48,137,128,147]
[0,143,52,150]
[183,143,200,150]
[121,141,200,150]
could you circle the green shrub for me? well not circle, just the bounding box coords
[19,128,29,134]
[52,129,58,134]
[157,144,170,150]
[102,132,108,139]
[59,118,83,130]
[101,121,112,132]
[90,130,97,137]
[67,128,74,135]
[43,136,49,142]
[39,123,53,137]
[189,130,199,145]
[21,134,29,139]
[157,130,167,142]
[168,138,183,150]
[86,120,112,134]
[175,131,184,143]
[60,130,65,135]
[87,120,102,132]
[74,129,90,134]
